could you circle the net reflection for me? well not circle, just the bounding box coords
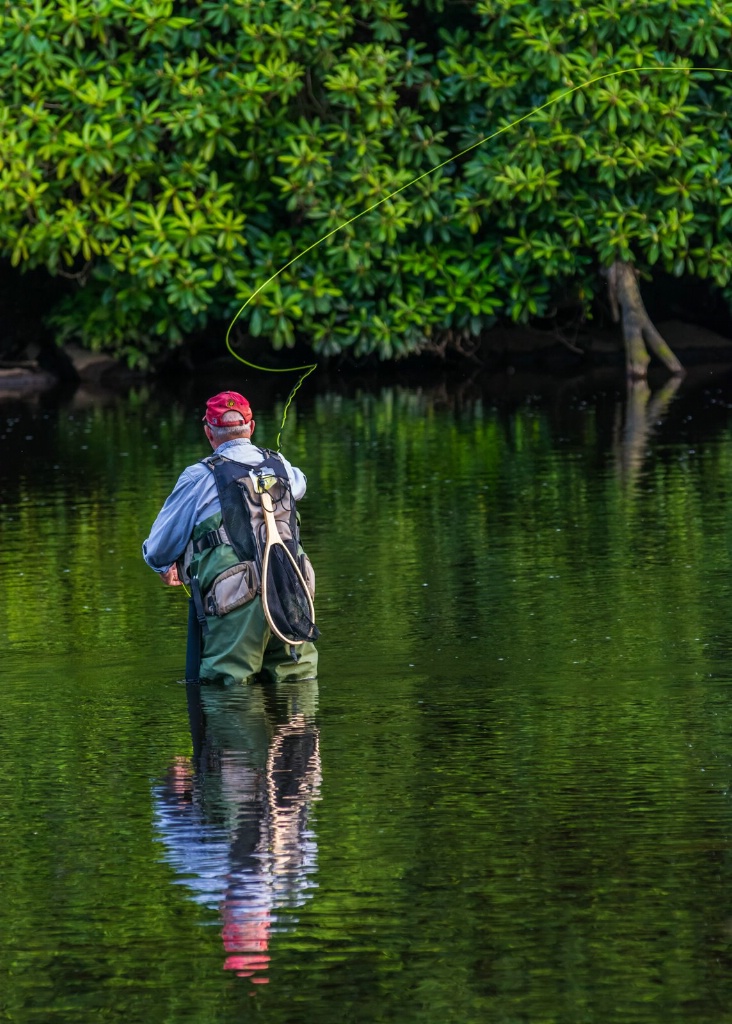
[153,681,321,983]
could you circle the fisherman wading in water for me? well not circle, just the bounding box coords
[143,391,318,684]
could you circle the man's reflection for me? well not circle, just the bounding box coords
[153,681,321,983]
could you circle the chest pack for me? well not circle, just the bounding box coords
[192,450,318,647]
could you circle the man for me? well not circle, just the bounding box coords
[143,390,318,684]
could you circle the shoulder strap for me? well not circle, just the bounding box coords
[205,454,257,562]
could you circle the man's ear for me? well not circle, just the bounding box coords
[249,419,255,436]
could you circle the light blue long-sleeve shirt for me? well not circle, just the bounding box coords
[142,439,307,574]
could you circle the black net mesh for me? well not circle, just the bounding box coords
[265,545,320,644]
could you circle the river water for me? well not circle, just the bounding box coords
[3,367,732,1023]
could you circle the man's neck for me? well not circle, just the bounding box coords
[214,437,253,451]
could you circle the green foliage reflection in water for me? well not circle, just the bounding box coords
[2,385,732,1022]
[4,385,732,670]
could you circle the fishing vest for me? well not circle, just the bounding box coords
[180,451,315,618]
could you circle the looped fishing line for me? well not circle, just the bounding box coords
[224,64,732,447]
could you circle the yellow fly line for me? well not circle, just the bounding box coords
[224,64,732,448]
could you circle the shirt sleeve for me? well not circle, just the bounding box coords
[279,455,307,501]
[142,465,208,573]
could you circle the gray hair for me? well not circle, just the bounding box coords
[206,409,253,443]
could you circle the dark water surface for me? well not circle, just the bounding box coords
[3,369,732,1023]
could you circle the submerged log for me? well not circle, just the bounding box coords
[607,260,684,379]
[0,365,56,393]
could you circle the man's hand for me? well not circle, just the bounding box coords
[160,565,182,586]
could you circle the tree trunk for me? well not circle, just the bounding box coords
[606,260,684,379]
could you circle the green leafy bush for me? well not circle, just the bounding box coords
[2,0,732,366]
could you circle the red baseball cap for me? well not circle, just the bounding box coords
[202,391,253,427]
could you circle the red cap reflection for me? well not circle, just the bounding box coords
[223,908,272,982]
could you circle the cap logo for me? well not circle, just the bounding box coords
[227,398,235,407]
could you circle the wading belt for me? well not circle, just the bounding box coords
[195,525,230,553]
